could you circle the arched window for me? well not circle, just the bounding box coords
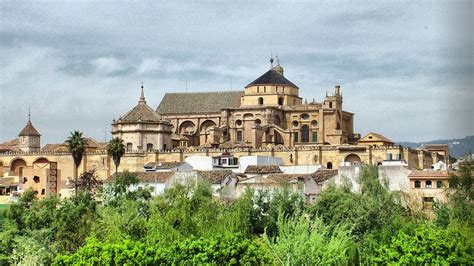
[301,125,309,142]
[414,180,421,188]
[278,97,284,105]
[258,97,264,105]
[147,143,154,151]
[126,143,132,151]
[327,162,333,169]
[426,180,432,188]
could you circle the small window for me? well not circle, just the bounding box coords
[311,120,318,127]
[414,180,421,188]
[236,120,242,126]
[236,131,243,142]
[327,162,333,169]
[255,119,261,125]
[41,189,45,195]
[301,113,309,120]
[426,180,432,188]
[292,121,299,127]
[147,143,154,151]
[258,97,264,105]
[126,143,133,151]
[329,102,333,108]
[436,180,443,188]
[33,176,40,183]
[293,132,299,143]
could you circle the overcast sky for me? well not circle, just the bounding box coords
[1,1,472,144]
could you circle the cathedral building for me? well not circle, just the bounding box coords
[157,59,359,149]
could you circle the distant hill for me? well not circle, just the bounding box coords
[397,135,474,159]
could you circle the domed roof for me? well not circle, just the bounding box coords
[117,85,161,123]
[246,68,298,88]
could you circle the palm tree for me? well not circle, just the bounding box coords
[107,137,125,174]
[66,131,87,197]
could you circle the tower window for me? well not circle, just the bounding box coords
[293,132,299,143]
[258,97,264,105]
[126,143,133,151]
[236,130,243,142]
[312,131,318,142]
[301,125,309,142]
[33,176,40,183]
[278,97,284,105]
[329,102,333,108]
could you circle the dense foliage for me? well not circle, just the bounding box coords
[0,165,472,265]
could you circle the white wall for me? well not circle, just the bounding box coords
[280,165,322,174]
[185,156,213,170]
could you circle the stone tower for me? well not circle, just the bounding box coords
[18,111,41,152]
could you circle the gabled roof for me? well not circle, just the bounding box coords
[0,138,19,152]
[196,170,234,184]
[19,121,41,136]
[408,170,449,179]
[144,162,185,169]
[119,103,161,123]
[246,69,298,88]
[244,165,283,174]
[358,133,393,144]
[156,91,243,115]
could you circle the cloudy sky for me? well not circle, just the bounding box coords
[1,0,472,144]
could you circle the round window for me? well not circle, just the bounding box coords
[292,121,299,127]
[301,113,309,120]
[236,120,242,126]
[311,120,318,127]
[255,119,261,125]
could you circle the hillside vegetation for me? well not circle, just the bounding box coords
[0,165,472,265]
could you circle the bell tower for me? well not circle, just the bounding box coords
[18,110,41,152]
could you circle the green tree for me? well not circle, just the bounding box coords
[66,131,88,197]
[107,137,125,173]
[74,169,103,196]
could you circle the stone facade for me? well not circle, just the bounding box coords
[157,61,358,149]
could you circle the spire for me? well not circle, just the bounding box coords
[28,107,31,122]
[139,82,146,104]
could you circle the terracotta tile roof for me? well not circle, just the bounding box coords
[0,138,19,152]
[408,170,449,179]
[144,162,184,169]
[244,165,283,174]
[246,69,298,88]
[196,170,234,184]
[119,102,162,122]
[358,132,393,144]
[156,91,243,115]
[18,121,41,136]
[267,169,338,183]
[106,171,174,183]
[308,169,339,183]
[41,143,67,152]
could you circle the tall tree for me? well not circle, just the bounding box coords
[66,131,87,197]
[107,137,125,173]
